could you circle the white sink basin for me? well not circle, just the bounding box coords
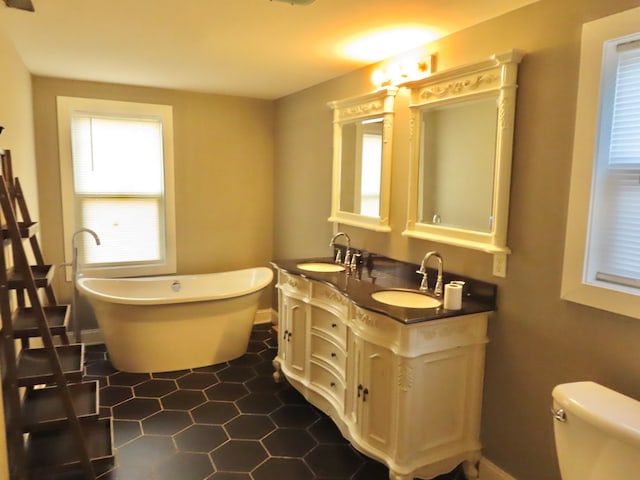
[371,289,442,309]
[296,262,346,273]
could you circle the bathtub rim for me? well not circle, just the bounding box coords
[76,266,273,306]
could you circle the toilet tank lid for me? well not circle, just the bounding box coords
[552,381,640,448]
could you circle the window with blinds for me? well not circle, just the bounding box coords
[587,37,640,291]
[561,8,640,319]
[70,114,165,266]
[57,97,176,278]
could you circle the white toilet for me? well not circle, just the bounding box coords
[552,381,640,479]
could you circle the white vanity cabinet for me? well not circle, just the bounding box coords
[279,293,307,377]
[347,334,395,454]
[272,268,490,480]
[274,271,311,379]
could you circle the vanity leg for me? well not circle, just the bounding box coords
[389,470,413,480]
[272,358,282,383]
[461,452,481,479]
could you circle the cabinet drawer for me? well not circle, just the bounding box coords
[310,360,345,406]
[310,333,346,375]
[310,307,347,347]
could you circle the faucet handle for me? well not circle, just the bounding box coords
[419,273,429,292]
[334,249,342,264]
[350,252,361,271]
[434,276,443,297]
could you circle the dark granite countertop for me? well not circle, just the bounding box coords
[271,253,496,324]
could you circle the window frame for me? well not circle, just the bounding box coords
[57,96,176,278]
[561,6,640,319]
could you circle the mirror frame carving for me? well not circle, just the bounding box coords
[328,86,398,232]
[402,50,523,263]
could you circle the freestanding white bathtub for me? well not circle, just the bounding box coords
[76,267,273,373]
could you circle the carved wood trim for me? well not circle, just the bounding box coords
[316,286,349,306]
[398,360,414,392]
[354,308,378,327]
[339,99,384,120]
[418,73,499,101]
[420,321,471,341]
[285,276,299,289]
[498,95,515,131]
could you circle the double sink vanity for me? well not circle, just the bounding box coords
[271,253,496,480]
[270,49,522,479]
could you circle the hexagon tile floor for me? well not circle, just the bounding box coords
[81,323,466,480]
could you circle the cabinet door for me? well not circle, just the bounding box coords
[351,336,395,453]
[395,349,475,461]
[281,295,307,377]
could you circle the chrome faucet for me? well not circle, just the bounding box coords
[417,251,444,296]
[72,228,101,247]
[69,228,101,343]
[329,231,351,266]
[72,228,101,274]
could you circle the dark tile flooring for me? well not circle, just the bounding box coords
[83,323,465,480]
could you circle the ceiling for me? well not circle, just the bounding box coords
[0,0,538,99]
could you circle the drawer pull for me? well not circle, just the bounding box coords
[331,323,337,328]
[330,382,336,388]
[331,352,337,358]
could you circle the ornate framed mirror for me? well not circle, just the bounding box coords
[328,87,397,232]
[402,50,523,275]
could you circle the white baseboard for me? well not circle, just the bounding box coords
[254,307,276,325]
[479,457,516,480]
[74,328,104,345]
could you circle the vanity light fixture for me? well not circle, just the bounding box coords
[372,53,437,88]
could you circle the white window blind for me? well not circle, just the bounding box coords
[70,113,166,266]
[71,115,164,194]
[608,40,640,168]
[590,38,640,289]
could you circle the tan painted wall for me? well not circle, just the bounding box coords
[3,0,640,478]
[32,77,275,308]
[0,32,38,212]
[273,1,640,479]
[0,25,39,480]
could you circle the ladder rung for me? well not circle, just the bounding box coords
[16,344,84,387]
[22,381,100,432]
[1,220,38,239]
[12,304,70,338]
[25,417,114,478]
[7,264,54,289]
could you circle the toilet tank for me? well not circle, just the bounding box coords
[552,381,640,480]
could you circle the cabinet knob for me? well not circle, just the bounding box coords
[357,384,363,397]
[330,382,336,388]
[331,323,337,328]
[331,352,337,358]
[362,387,369,402]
